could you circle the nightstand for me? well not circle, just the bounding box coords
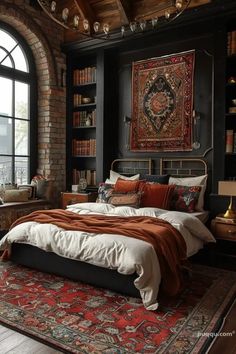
[210,216,236,270]
[61,192,97,209]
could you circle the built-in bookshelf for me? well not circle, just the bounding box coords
[69,61,98,189]
[225,25,236,179]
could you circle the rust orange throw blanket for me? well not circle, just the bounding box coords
[10,209,187,297]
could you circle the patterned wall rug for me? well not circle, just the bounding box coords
[0,261,235,354]
[131,51,195,152]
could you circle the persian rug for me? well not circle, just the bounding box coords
[131,50,195,152]
[0,262,235,354]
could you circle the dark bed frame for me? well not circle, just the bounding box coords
[10,158,208,298]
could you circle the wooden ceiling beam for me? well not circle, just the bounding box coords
[115,0,132,25]
[73,0,96,24]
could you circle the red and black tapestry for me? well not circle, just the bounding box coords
[131,50,195,152]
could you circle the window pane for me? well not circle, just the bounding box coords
[11,45,28,72]
[0,48,13,68]
[15,156,28,184]
[0,117,12,154]
[0,47,6,63]
[1,56,13,68]
[15,119,28,155]
[0,29,17,53]
[0,77,12,116]
[0,156,12,184]
[0,29,16,69]
[15,81,29,119]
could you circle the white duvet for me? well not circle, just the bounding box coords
[0,203,215,310]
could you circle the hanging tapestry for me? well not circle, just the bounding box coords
[131,50,195,152]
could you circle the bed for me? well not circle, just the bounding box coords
[0,158,215,310]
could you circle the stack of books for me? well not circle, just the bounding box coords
[73,66,97,85]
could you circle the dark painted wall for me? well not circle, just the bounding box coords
[64,1,236,208]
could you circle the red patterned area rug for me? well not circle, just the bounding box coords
[0,262,235,354]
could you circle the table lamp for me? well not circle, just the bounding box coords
[218,181,236,219]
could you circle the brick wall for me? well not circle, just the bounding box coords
[0,0,66,206]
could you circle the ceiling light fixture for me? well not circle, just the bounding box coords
[37,0,192,41]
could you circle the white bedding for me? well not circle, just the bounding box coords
[0,203,215,310]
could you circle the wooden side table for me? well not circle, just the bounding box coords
[61,192,97,209]
[210,216,236,270]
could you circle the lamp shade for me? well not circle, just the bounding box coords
[218,181,236,196]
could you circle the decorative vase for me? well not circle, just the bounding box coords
[85,115,91,126]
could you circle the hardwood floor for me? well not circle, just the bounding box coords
[206,298,236,354]
[0,325,62,353]
[0,301,236,353]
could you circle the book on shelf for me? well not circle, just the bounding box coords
[73,94,82,107]
[73,66,97,86]
[226,129,234,153]
[72,168,97,186]
[227,31,236,56]
[73,110,96,127]
[72,139,96,156]
[234,132,236,153]
[229,107,236,113]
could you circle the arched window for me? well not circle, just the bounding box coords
[0,22,37,185]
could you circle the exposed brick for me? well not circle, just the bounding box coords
[1,0,67,203]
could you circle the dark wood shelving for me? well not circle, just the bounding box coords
[74,82,96,88]
[73,155,96,158]
[73,126,96,129]
[225,26,236,179]
[67,60,98,190]
[74,103,96,109]
[225,113,236,117]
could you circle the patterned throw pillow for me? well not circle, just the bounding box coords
[96,183,114,203]
[141,183,175,209]
[108,193,141,208]
[170,185,202,213]
[169,175,207,211]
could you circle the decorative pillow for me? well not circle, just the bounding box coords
[4,184,17,190]
[108,192,141,208]
[4,189,29,202]
[141,183,175,209]
[170,185,202,213]
[31,175,51,199]
[140,174,169,184]
[169,174,207,211]
[105,170,140,184]
[18,184,36,199]
[96,183,114,203]
[113,178,145,193]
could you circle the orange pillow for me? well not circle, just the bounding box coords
[141,183,175,209]
[114,178,142,193]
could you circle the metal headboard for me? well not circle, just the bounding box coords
[160,157,208,177]
[111,158,152,176]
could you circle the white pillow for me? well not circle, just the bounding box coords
[169,174,208,211]
[105,170,140,184]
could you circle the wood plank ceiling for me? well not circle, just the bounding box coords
[43,0,212,43]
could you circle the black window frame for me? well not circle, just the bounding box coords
[0,21,37,184]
